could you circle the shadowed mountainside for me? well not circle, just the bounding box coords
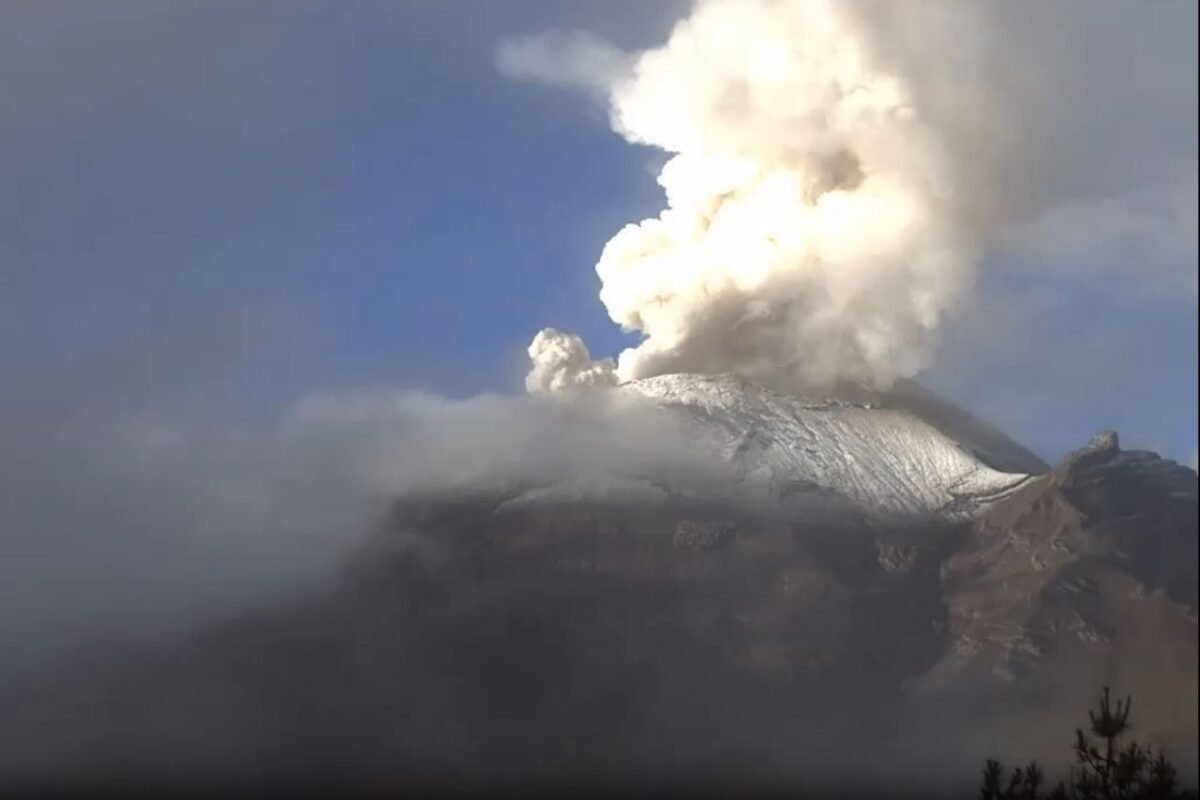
[0,381,1194,797]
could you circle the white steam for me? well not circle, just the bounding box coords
[515,0,971,391]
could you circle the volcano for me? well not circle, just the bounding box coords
[3,375,1196,797]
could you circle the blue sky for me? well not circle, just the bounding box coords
[1,0,1195,463]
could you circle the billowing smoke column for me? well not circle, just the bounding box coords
[526,0,970,394]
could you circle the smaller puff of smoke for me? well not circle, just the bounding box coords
[526,328,618,393]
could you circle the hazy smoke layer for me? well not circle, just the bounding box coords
[526,0,970,391]
[0,364,712,680]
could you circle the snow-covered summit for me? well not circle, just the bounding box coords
[618,373,1034,520]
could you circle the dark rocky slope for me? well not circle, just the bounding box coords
[0,405,1194,796]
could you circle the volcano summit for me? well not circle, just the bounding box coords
[4,374,1194,796]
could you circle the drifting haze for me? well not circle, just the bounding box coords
[0,332,713,679]
[495,28,633,95]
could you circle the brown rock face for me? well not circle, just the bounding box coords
[925,433,1197,771]
[354,431,1197,784]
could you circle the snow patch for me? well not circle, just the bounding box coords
[621,374,1031,520]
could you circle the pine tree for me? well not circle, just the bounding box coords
[979,687,1197,800]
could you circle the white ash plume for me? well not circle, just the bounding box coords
[516,0,972,392]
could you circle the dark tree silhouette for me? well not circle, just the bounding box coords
[979,687,1197,800]
[980,757,1051,800]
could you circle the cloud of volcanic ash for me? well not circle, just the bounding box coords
[0,324,716,683]
[514,0,972,393]
[510,0,1197,412]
